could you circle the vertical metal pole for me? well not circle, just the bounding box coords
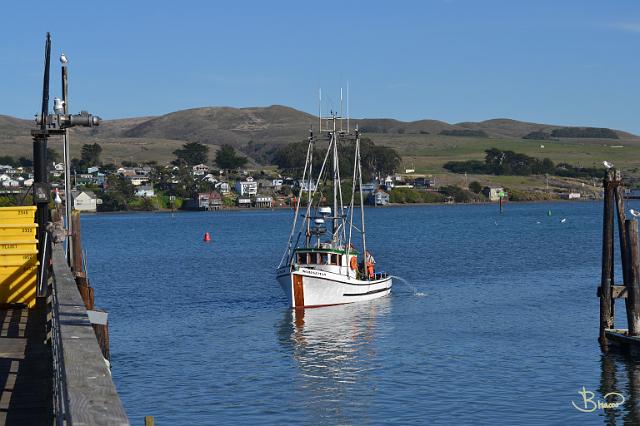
[61,58,74,267]
[332,117,338,240]
[34,33,52,296]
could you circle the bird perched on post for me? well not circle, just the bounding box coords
[60,52,68,65]
[630,209,640,218]
[603,161,614,169]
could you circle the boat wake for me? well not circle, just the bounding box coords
[390,276,426,297]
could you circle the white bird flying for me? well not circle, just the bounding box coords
[60,52,68,64]
[630,209,640,218]
[603,161,614,169]
[560,218,567,223]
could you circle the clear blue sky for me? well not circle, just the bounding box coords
[2,0,640,133]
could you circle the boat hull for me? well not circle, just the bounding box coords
[276,267,392,308]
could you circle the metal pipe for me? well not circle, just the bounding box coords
[61,58,74,267]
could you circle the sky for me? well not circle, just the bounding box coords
[2,0,640,133]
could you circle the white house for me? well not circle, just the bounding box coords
[215,182,230,194]
[483,186,506,202]
[135,184,155,197]
[192,164,210,176]
[1,179,19,187]
[297,179,317,192]
[203,173,218,183]
[272,179,283,191]
[235,177,258,196]
[129,176,150,186]
[71,190,101,212]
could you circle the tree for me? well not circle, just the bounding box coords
[469,181,482,193]
[81,143,102,166]
[47,148,61,163]
[215,144,247,170]
[0,156,16,167]
[173,142,209,166]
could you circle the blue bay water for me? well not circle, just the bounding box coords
[80,201,640,425]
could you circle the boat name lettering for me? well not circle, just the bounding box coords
[301,268,327,277]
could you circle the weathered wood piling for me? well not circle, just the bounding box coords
[597,168,640,354]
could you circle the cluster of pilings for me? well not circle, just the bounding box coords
[598,168,640,352]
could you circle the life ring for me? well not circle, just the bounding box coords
[350,256,358,271]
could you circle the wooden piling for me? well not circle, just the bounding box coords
[600,169,616,347]
[614,172,630,286]
[70,210,83,274]
[145,416,155,426]
[626,219,640,335]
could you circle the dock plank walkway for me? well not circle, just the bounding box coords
[0,304,52,425]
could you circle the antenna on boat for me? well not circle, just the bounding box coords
[347,81,350,134]
[318,88,322,133]
[340,87,343,132]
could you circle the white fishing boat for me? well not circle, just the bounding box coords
[276,110,392,308]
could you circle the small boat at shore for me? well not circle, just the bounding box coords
[276,112,392,308]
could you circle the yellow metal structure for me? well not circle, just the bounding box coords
[0,206,38,308]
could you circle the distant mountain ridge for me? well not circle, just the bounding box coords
[0,106,637,165]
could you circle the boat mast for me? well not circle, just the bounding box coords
[332,115,339,241]
[356,127,367,262]
[306,128,314,246]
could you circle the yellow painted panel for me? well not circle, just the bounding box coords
[0,252,38,266]
[0,264,38,279]
[0,207,36,222]
[0,240,38,252]
[0,225,38,240]
[0,273,37,308]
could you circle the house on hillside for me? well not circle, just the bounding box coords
[192,164,209,176]
[215,181,230,194]
[235,177,258,196]
[71,190,101,212]
[367,189,390,206]
[237,197,252,208]
[254,195,273,208]
[198,191,223,210]
[134,184,155,197]
[482,186,506,202]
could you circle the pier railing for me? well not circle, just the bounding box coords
[50,242,129,425]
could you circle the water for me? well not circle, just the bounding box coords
[80,201,640,425]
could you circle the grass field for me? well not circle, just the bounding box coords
[368,133,640,175]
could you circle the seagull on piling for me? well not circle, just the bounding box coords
[630,209,640,218]
[603,161,614,169]
[60,52,68,64]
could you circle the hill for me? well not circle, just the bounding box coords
[1,106,638,170]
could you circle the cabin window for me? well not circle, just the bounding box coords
[297,253,305,265]
[321,253,329,264]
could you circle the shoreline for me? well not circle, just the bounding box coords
[90,197,599,214]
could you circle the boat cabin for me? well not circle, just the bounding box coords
[295,250,345,267]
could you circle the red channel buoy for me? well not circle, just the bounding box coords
[203,232,211,242]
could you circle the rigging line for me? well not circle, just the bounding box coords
[335,136,346,243]
[356,130,368,263]
[278,136,313,268]
[297,130,333,245]
[346,132,359,274]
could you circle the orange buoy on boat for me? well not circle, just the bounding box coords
[203,232,211,242]
[350,256,358,271]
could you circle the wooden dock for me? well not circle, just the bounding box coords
[0,206,129,424]
[597,169,640,355]
[0,303,51,425]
